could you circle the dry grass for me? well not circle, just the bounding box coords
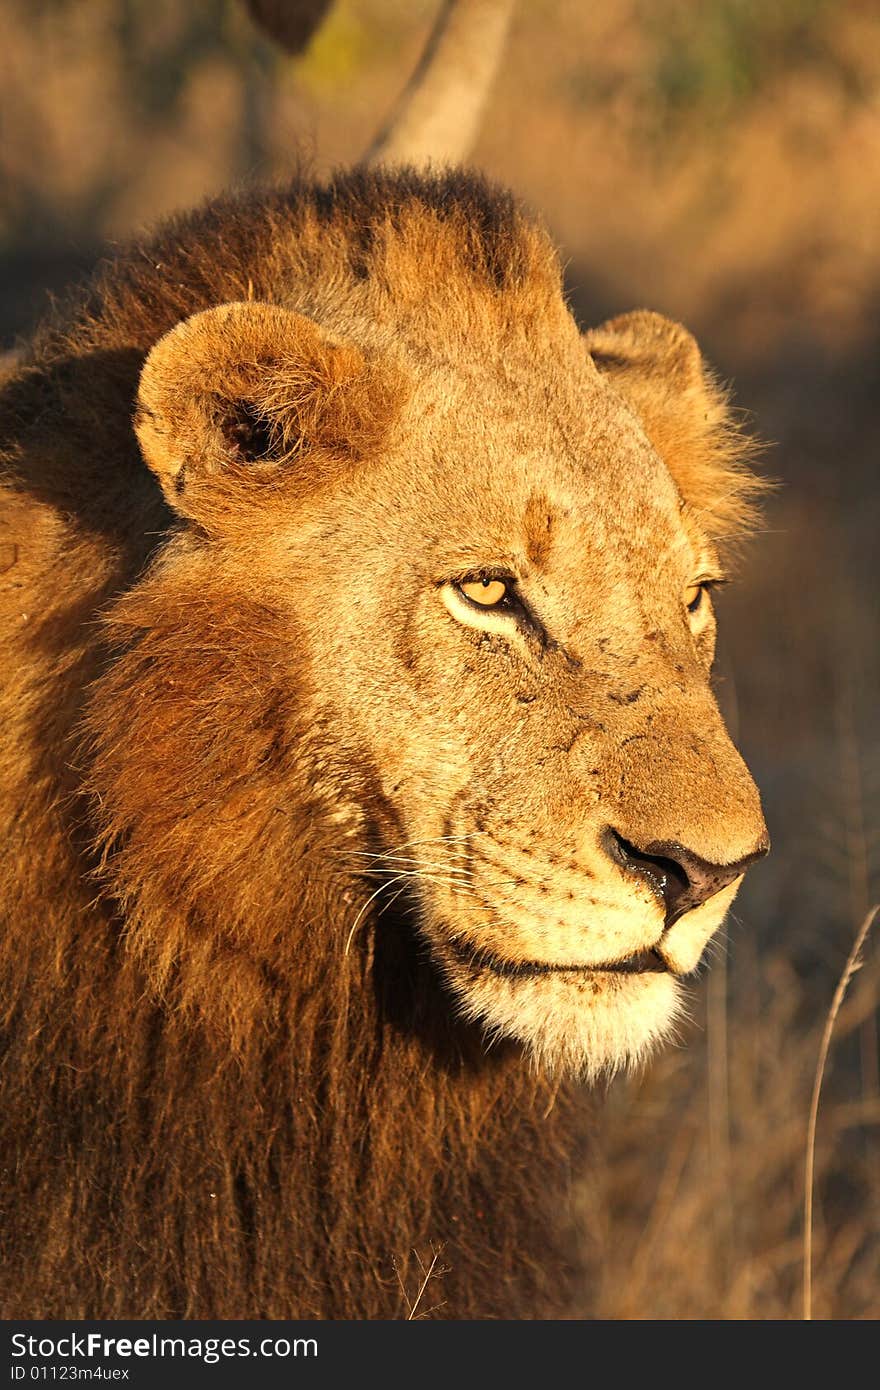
[392,1244,450,1320]
[579,897,880,1319]
[804,906,878,1319]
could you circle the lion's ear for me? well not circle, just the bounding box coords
[583,309,764,545]
[135,301,403,528]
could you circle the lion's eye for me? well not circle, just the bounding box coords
[684,583,705,613]
[458,578,508,608]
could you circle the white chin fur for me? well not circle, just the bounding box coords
[452,968,685,1081]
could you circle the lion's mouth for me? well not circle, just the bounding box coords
[446,938,668,979]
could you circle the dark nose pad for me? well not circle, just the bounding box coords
[606,830,769,926]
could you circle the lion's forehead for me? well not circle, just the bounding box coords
[412,359,683,534]
[415,454,688,603]
[289,345,702,640]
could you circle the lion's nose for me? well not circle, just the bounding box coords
[606,830,769,926]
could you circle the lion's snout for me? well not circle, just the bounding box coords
[604,827,769,926]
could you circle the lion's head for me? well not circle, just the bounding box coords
[124,182,767,1080]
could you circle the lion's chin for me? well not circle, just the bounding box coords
[449,966,685,1081]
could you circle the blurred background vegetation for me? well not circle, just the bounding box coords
[2,0,878,1319]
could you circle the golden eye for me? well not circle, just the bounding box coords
[459,578,508,608]
[684,583,704,613]
[685,580,718,616]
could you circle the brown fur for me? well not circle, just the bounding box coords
[0,168,765,1318]
[583,310,765,545]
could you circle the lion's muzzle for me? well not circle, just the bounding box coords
[605,828,770,927]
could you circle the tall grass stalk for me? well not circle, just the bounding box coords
[803,905,879,1320]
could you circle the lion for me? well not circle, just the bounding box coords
[0,6,767,1323]
[0,167,767,1319]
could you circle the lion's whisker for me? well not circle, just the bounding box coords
[343,872,417,957]
[344,852,475,875]
[341,830,488,862]
[351,867,521,906]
